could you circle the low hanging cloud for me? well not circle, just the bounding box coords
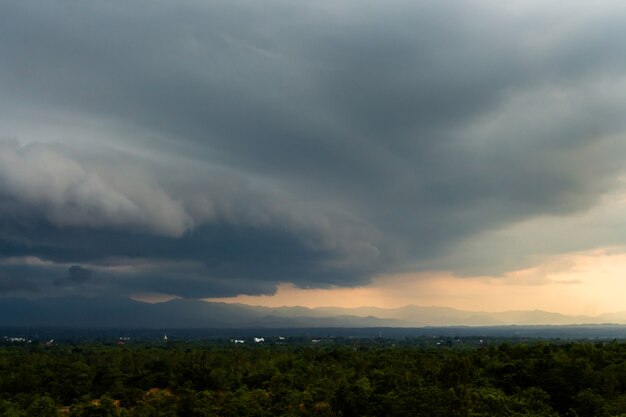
[1,0,626,298]
[0,140,381,297]
[0,271,39,294]
[54,265,93,287]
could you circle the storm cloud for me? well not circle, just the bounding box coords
[1,0,626,297]
[54,265,93,287]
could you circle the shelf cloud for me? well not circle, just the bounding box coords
[1,0,626,298]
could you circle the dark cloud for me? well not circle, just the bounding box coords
[0,218,379,295]
[54,265,92,287]
[1,1,626,297]
[0,273,39,294]
[0,262,62,294]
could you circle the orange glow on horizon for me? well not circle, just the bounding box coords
[207,248,626,316]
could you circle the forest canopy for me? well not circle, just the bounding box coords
[2,339,626,416]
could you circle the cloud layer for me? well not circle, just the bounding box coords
[2,0,626,297]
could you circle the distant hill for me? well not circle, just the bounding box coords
[313,305,603,326]
[0,296,403,328]
[0,296,615,328]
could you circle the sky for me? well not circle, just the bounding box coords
[2,0,626,314]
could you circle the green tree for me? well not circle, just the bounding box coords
[25,395,59,417]
[0,399,25,417]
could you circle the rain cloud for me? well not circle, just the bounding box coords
[1,0,626,297]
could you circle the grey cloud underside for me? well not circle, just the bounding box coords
[54,265,92,287]
[1,0,626,296]
[0,267,41,294]
[0,141,380,297]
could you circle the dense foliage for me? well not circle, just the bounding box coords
[3,339,626,416]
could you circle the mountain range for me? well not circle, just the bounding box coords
[1,296,625,328]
